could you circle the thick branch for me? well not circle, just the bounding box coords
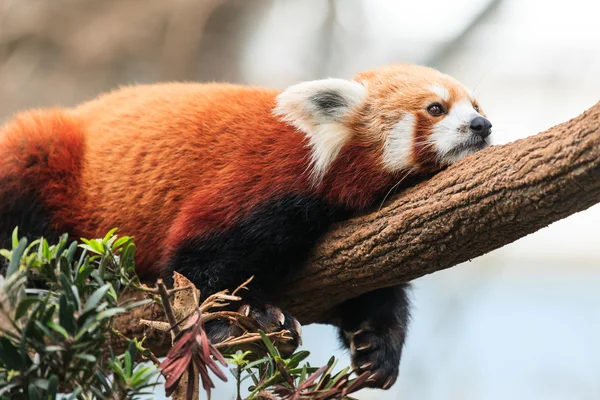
[118,102,600,353]
[276,101,600,323]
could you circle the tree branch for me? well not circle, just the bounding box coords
[117,102,600,354]
[276,101,600,323]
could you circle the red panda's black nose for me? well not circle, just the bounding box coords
[470,116,492,139]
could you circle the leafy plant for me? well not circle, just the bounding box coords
[0,229,369,399]
[0,228,158,399]
[229,333,368,400]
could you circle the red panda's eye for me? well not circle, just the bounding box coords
[427,103,445,117]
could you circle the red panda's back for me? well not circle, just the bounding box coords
[70,83,291,274]
[0,82,311,278]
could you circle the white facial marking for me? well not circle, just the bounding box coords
[274,78,366,182]
[429,84,450,102]
[382,113,415,172]
[430,98,482,165]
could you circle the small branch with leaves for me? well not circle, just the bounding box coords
[0,229,370,399]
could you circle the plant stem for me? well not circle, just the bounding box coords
[156,279,180,336]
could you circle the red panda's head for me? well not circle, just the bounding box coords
[274,63,491,182]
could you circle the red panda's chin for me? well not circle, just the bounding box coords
[440,135,490,165]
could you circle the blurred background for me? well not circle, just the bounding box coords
[1,0,599,398]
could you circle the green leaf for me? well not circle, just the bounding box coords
[37,238,50,261]
[44,346,63,353]
[106,283,118,303]
[83,284,111,313]
[79,238,105,255]
[14,297,41,320]
[96,307,126,320]
[74,354,97,363]
[316,356,338,389]
[58,296,76,335]
[89,386,107,399]
[125,351,133,377]
[75,321,99,341]
[6,238,27,277]
[286,350,310,369]
[94,371,112,392]
[119,242,136,274]
[47,375,58,399]
[103,228,119,243]
[52,234,69,258]
[76,259,94,286]
[59,274,76,302]
[123,298,152,310]
[28,384,39,400]
[65,241,78,264]
[11,227,19,249]
[24,239,41,262]
[328,366,350,388]
[130,366,159,388]
[41,304,57,324]
[288,366,318,375]
[259,330,280,359]
[113,236,130,250]
[241,357,271,371]
[47,321,69,339]
[0,249,11,260]
[299,363,308,383]
[77,248,88,269]
[34,321,60,344]
[109,358,127,382]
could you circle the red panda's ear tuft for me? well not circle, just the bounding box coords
[274,78,366,182]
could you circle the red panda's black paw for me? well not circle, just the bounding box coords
[205,302,301,358]
[349,328,401,390]
[238,303,302,357]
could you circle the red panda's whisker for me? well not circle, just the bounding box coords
[378,169,413,211]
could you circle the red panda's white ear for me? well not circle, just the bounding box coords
[274,78,366,182]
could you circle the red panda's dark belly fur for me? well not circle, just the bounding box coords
[169,194,349,296]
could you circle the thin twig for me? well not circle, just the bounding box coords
[214,331,292,350]
[231,276,253,297]
[110,328,161,365]
[202,310,243,323]
[157,279,180,336]
[133,283,196,295]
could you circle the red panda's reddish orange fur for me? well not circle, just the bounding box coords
[0,111,86,234]
[1,83,393,278]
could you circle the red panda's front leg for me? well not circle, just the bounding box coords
[162,193,348,356]
[338,284,411,389]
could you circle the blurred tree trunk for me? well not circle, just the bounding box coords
[116,101,600,356]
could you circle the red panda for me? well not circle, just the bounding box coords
[0,63,491,390]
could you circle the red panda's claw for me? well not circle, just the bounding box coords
[350,327,400,390]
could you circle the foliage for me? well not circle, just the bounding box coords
[0,229,369,399]
[226,333,369,400]
[0,228,158,399]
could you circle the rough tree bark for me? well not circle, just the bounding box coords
[118,101,600,353]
